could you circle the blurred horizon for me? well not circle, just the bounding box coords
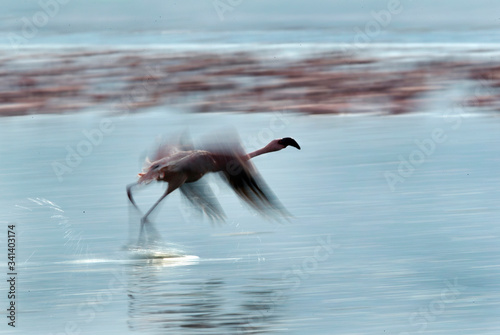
[1,0,499,45]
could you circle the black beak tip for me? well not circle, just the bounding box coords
[281,137,301,150]
[291,142,301,150]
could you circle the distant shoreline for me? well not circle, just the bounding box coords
[1,46,499,117]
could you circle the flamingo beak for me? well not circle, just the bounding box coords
[279,137,301,150]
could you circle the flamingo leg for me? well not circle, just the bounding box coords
[126,182,149,245]
[126,182,160,244]
[141,189,169,224]
[126,182,141,213]
[138,175,187,244]
[137,216,162,246]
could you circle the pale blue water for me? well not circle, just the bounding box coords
[1,107,500,334]
[1,7,500,332]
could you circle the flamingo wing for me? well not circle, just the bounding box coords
[200,131,289,218]
[139,132,194,183]
[217,152,289,218]
[148,133,226,222]
[179,179,226,222]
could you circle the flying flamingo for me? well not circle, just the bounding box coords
[126,134,300,239]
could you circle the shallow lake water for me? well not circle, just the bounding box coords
[1,109,500,334]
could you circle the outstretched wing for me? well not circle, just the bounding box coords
[153,132,227,222]
[219,153,290,218]
[179,180,226,222]
[204,133,290,219]
[138,132,193,184]
[147,132,192,163]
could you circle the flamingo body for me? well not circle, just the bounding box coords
[126,134,300,241]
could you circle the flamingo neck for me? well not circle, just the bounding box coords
[246,146,271,160]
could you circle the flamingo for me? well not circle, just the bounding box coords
[126,134,300,239]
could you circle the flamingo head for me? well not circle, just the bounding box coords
[258,137,301,155]
[276,137,301,150]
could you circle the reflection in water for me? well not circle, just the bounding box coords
[126,261,286,334]
[128,204,164,247]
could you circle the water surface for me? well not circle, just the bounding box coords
[1,109,500,334]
